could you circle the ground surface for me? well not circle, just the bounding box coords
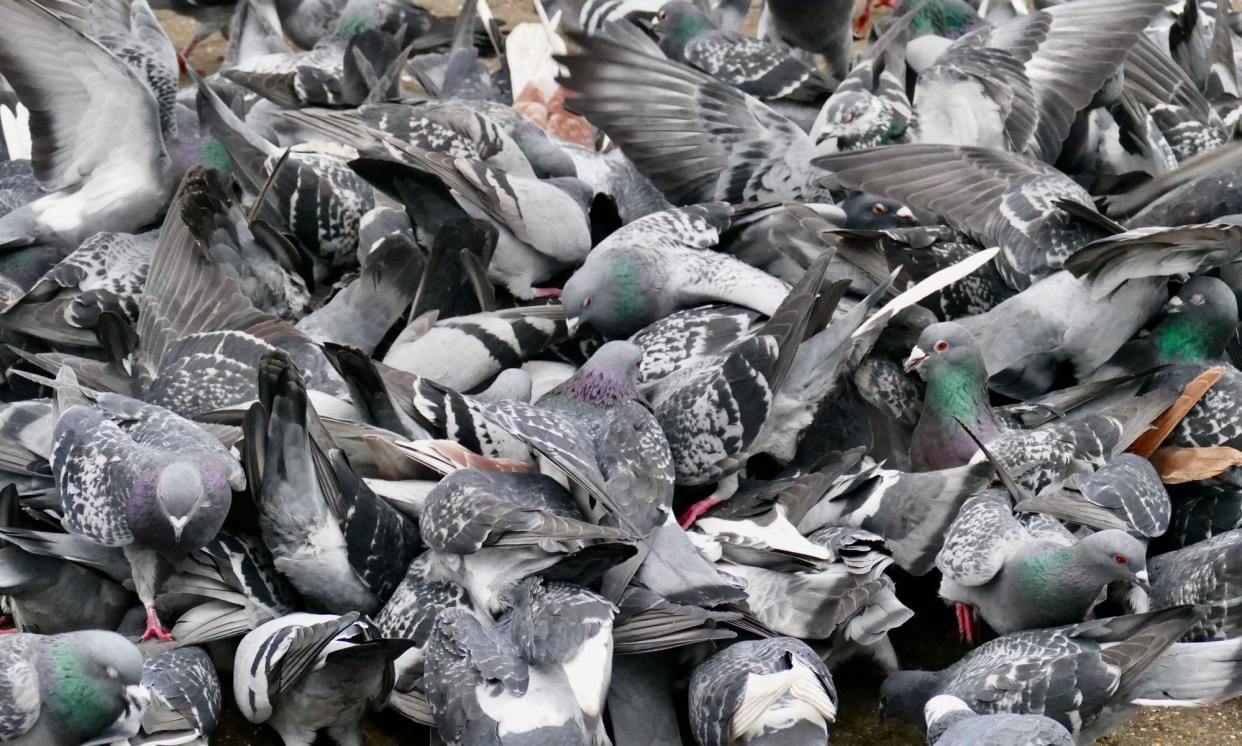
[158,2,1242,743]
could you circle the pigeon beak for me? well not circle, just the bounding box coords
[903,346,928,373]
[896,206,916,224]
[168,515,189,544]
[565,316,581,337]
[1166,295,1185,314]
[1134,569,1150,591]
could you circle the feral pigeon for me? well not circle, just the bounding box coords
[139,646,221,745]
[924,694,1073,746]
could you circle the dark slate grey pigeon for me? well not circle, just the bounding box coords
[878,606,1203,743]
[0,0,184,248]
[247,350,421,615]
[689,636,837,746]
[0,629,150,746]
[906,321,1175,491]
[1162,480,1242,551]
[923,694,1073,746]
[936,491,1150,641]
[761,0,854,76]
[561,203,791,339]
[556,25,830,206]
[233,612,412,746]
[139,646,221,745]
[0,542,130,635]
[1015,453,1171,538]
[652,2,836,106]
[51,374,245,642]
[1149,529,1242,641]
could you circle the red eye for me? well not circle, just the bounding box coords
[934,340,949,352]
[1114,554,1128,565]
[634,361,641,369]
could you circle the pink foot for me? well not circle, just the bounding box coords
[138,606,174,643]
[954,602,976,645]
[678,497,722,530]
[531,287,562,299]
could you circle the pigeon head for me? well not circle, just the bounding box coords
[879,669,940,726]
[142,460,232,549]
[841,192,918,230]
[1150,275,1238,364]
[905,322,984,380]
[652,2,716,60]
[42,631,149,743]
[562,259,647,339]
[1075,529,1149,590]
[818,92,900,149]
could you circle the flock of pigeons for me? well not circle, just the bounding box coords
[3,0,1242,743]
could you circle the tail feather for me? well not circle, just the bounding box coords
[1129,638,1242,705]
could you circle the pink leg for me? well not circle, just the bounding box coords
[138,606,174,643]
[677,497,722,529]
[955,602,977,644]
[531,287,562,299]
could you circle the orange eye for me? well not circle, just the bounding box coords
[872,203,887,214]
[934,340,949,352]
[1114,554,1128,565]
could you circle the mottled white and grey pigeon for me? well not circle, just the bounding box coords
[923,694,1073,746]
[1149,529,1242,641]
[1015,453,1171,538]
[234,612,413,746]
[139,646,221,745]
[878,606,1203,742]
[561,203,791,339]
[51,374,245,642]
[0,629,150,746]
[689,636,838,746]
[936,491,1150,641]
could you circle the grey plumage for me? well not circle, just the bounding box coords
[923,694,1073,746]
[140,646,221,745]
[1149,529,1242,641]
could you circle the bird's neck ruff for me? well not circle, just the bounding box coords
[554,367,639,408]
[1151,314,1231,364]
[923,363,1000,436]
[47,644,119,738]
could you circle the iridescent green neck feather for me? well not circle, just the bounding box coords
[923,362,998,434]
[47,644,117,739]
[1151,315,1231,364]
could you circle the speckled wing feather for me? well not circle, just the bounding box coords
[684,31,836,102]
[141,647,222,737]
[1066,223,1242,299]
[51,405,142,546]
[557,30,822,205]
[0,638,38,740]
[1165,365,1242,449]
[631,304,762,386]
[1073,454,1170,537]
[936,494,1026,587]
[1149,530,1242,641]
[15,230,156,328]
[1124,33,1226,162]
[814,145,1108,289]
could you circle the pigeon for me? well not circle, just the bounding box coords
[1148,529,1242,642]
[878,606,1205,742]
[689,636,838,746]
[0,0,188,248]
[906,321,1174,490]
[0,541,131,634]
[561,203,791,338]
[760,0,854,76]
[1015,453,1172,538]
[0,629,150,746]
[651,2,837,107]
[1162,480,1242,551]
[936,491,1150,641]
[139,646,221,745]
[923,694,1074,746]
[234,611,412,746]
[50,375,245,642]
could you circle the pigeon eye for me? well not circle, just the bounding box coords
[634,361,641,369]
[658,10,667,20]
[872,203,887,215]
[1191,293,1206,306]
[582,297,592,308]
[934,340,949,352]
[842,112,857,124]
[1114,554,1128,565]
[105,666,118,679]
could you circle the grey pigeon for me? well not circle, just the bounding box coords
[652,2,836,108]
[418,467,629,614]
[561,203,791,338]
[233,611,412,746]
[936,491,1150,640]
[51,376,245,642]
[0,0,186,248]
[761,0,854,76]
[139,646,221,745]
[1149,529,1242,641]
[1015,453,1172,537]
[923,694,1073,746]
[878,606,1204,742]
[373,552,473,688]
[906,321,1174,491]
[0,629,150,746]
[689,636,837,746]
[1162,480,1242,551]
[0,542,131,634]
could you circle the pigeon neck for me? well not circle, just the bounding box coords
[550,366,639,408]
[1151,314,1231,364]
[44,644,120,739]
[911,0,975,37]
[1016,545,1106,616]
[922,362,1000,437]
